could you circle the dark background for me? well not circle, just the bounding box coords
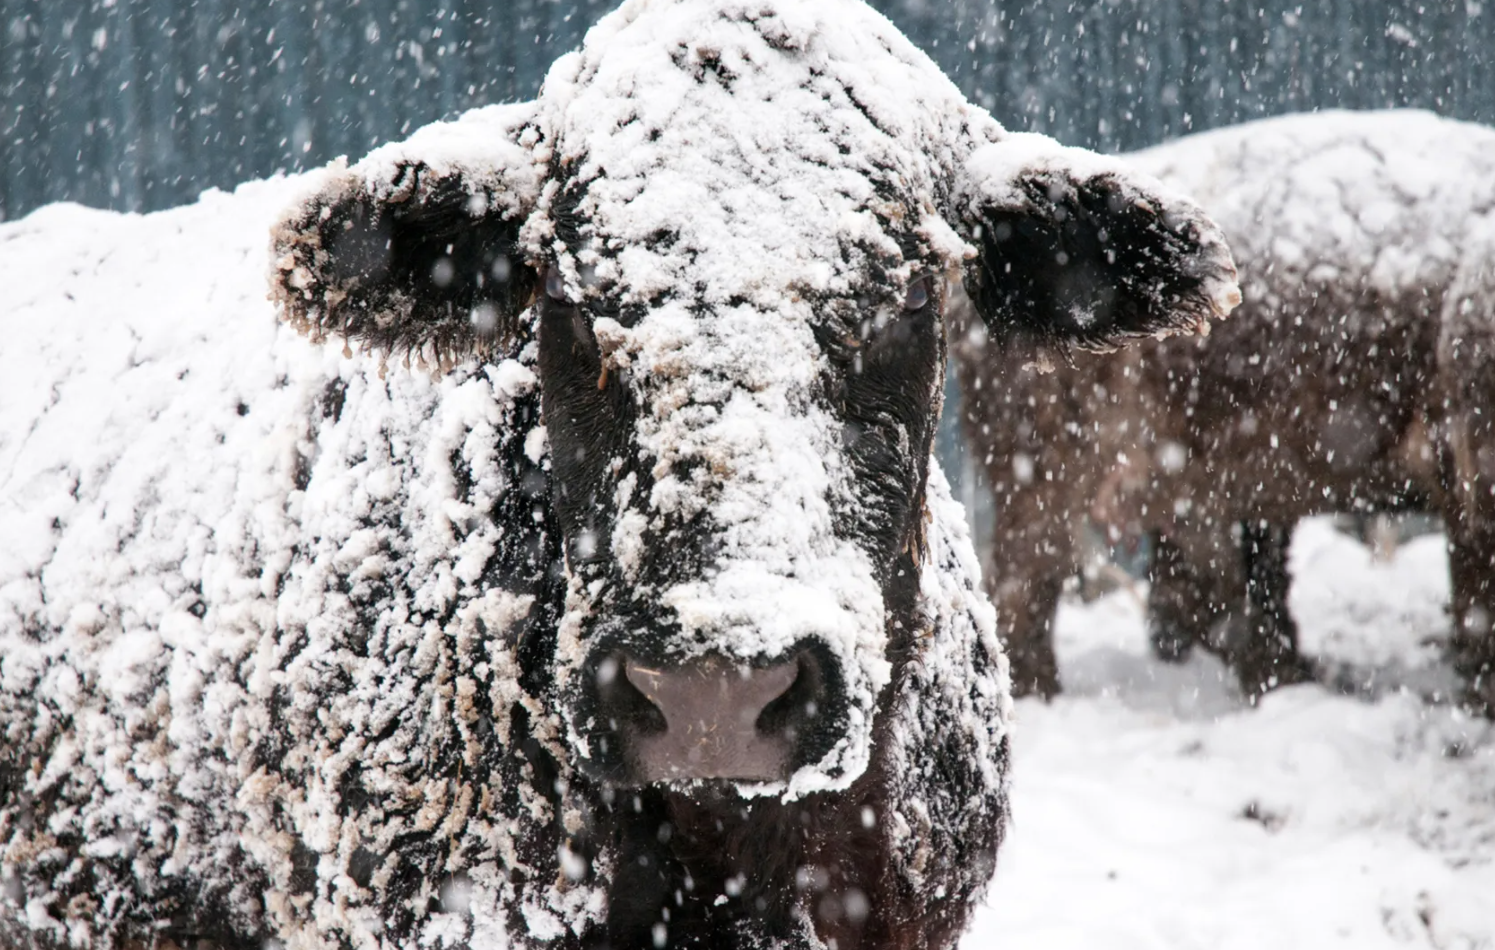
[3,0,1493,222]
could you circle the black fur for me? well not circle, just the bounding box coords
[275,165,537,363]
[966,173,1216,352]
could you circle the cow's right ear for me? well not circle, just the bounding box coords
[272,103,543,367]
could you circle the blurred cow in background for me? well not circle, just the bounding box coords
[955,110,1495,716]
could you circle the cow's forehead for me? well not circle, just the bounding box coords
[530,0,983,309]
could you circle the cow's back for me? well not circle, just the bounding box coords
[0,178,557,947]
[1113,111,1495,518]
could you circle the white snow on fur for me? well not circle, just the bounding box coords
[0,178,552,946]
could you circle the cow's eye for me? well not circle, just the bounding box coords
[545,267,572,304]
[903,276,931,312]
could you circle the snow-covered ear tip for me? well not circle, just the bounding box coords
[270,164,538,370]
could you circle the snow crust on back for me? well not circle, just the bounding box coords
[0,181,555,947]
[1130,109,1495,307]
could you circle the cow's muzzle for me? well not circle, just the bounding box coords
[579,645,839,785]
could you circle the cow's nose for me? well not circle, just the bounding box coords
[594,650,831,783]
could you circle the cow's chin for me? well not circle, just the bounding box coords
[564,704,881,796]
[654,777,776,808]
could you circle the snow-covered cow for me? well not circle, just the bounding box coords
[0,1,1237,948]
[954,110,1495,713]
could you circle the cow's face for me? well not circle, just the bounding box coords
[272,0,1237,798]
[534,188,950,794]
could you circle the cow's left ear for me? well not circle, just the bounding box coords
[272,103,544,367]
[954,133,1240,353]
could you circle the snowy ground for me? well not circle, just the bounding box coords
[966,518,1495,949]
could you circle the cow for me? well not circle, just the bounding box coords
[953,109,1495,715]
[0,1,1238,948]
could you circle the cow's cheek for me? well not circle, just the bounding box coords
[537,306,636,563]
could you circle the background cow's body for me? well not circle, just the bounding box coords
[0,1,1237,948]
[955,110,1495,711]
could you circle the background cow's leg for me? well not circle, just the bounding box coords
[1232,520,1313,701]
[1146,524,1239,665]
[1447,521,1495,716]
[962,402,1076,700]
[971,425,1081,699]
[993,569,1065,700]
[1147,532,1211,662]
[1444,465,1495,715]
[949,282,1086,701]
[1438,306,1495,717]
[988,508,1070,698]
[973,385,1088,701]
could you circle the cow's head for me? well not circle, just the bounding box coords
[272,0,1237,797]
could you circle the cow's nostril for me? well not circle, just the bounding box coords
[617,654,805,783]
[754,649,828,745]
[594,651,667,738]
